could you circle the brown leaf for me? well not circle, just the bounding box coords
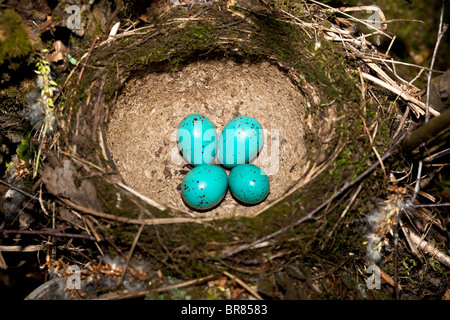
[45,40,70,74]
[42,160,102,212]
[19,212,34,230]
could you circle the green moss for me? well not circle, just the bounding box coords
[184,25,211,50]
[250,16,358,102]
[0,9,33,69]
[91,176,140,219]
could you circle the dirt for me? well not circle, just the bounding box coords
[106,59,309,217]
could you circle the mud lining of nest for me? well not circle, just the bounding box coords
[106,59,311,217]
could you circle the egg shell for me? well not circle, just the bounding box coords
[217,116,264,168]
[229,164,269,205]
[181,164,228,210]
[177,114,217,166]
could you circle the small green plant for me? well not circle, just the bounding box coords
[402,258,417,277]
[17,134,31,162]
[32,49,58,177]
[5,160,14,174]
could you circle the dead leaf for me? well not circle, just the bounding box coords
[231,286,245,299]
[19,212,34,230]
[42,159,102,212]
[45,40,70,74]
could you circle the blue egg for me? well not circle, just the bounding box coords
[181,165,228,210]
[217,116,264,168]
[229,164,269,205]
[177,114,217,166]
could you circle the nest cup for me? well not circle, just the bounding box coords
[106,59,314,217]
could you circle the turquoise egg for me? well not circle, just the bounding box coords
[181,165,228,210]
[177,114,217,166]
[229,164,269,205]
[217,116,264,168]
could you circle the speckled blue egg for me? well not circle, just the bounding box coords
[177,114,217,166]
[217,116,264,168]
[181,164,228,210]
[229,164,269,205]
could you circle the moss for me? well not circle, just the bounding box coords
[91,176,141,219]
[250,16,358,103]
[271,0,308,18]
[183,25,211,50]
[0,9,33,70]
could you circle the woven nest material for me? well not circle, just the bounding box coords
[106,59,310,217]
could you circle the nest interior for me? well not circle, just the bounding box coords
[106,58,310,217]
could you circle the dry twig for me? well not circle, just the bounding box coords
[223,271,263,300]
[118,223,145,284]
[0,228,95,241]
[77,36,99,85]
[402,227,450,268]
[96,274,216,300]
[0,179,39,201]
[60,198,220,226]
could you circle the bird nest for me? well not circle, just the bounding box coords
[49,0,440,226]
[59,1,352,222]
[9,0,449,300]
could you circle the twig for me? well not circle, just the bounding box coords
[326,184,363,249]
[96,274,216,300]
[340,5,387,32]
[402,226,450,268]
[308,0,392,39]
[0,228,96,241]
[394,214,399,299]
[115,182,167,211]
[0,179,40,201]
[353,54,444,73]
[361,72,439,117]
[393,107,409,139]
[219,16,247,29]
[359,114,386,180]
[219,130,410,259]
[64,151,106,172]
[405,184,436,203]
[423,148,450,163]
[60,198,220,225]
[379,19,423,24]
[177,2,214,29]
[77,36,99,85]
[223,271,263,300]
[38,184,50,217]
[400,220,419,256]
[413,202,450,208]
[378,267,402,291]
[84,216,102,242]
[0,245,42,252]
[118,223,145,284]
